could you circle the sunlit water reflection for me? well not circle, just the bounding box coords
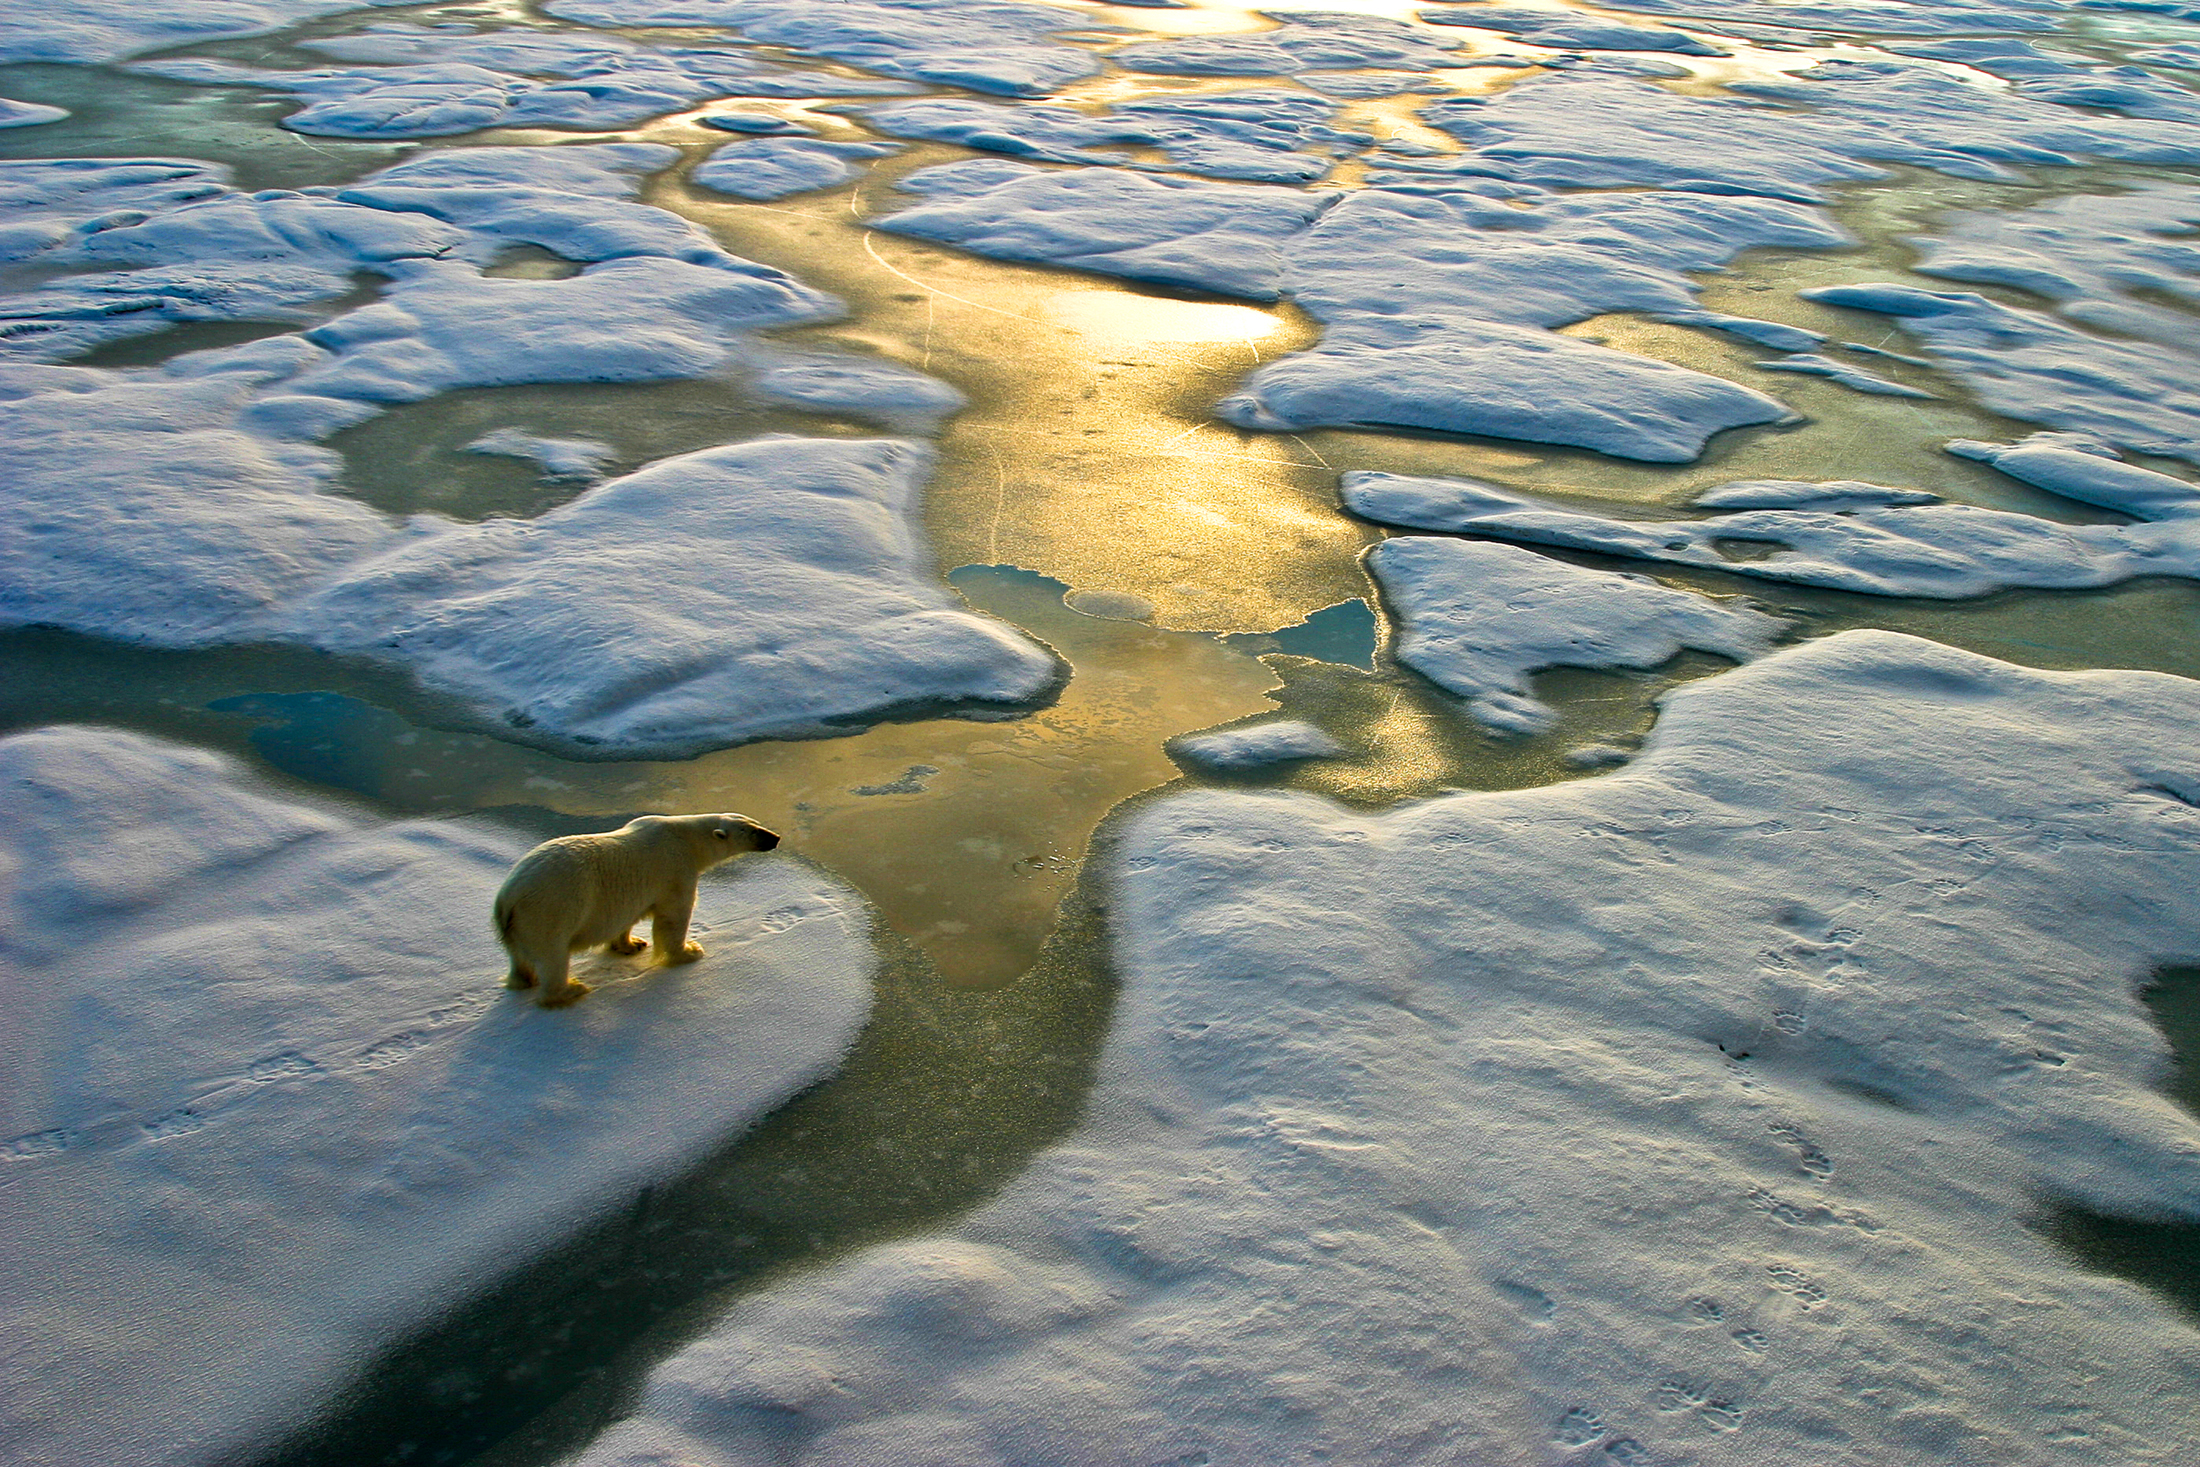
[6,0,2200,1460]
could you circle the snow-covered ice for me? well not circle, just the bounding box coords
[464,427,618,481]
[1423,63,2200,202]
[545,0,1106,97]
[875,162,1331,301]
[0,0,382,65]
[1803,282,2200,464]
[1419,4,1731,55]
[134,38,916,139]
[877,171,1838,460]
[1369,535,1788,732]
[691,137,901,200]
[859,90,1361,184]
[1340,443,2200,599]
[0,96,65,127]
[1753,351,1936,398]
[569,630,2200,1467]
[1109,11,1474,76]
[0,725,877,1467]
[1170,719,1348,770]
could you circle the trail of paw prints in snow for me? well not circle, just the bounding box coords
[1,991,499,1164]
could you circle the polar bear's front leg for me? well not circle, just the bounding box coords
[651,883,705,963]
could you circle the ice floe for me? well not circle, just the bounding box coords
[860,89,1364,184]
[546,0,1107,97]
[1588,0,2059,34]
[875,162,1332,300]
[877,170,1835,459]
[1423,62,2200,201]
[0,724,876,1467]
[1419,4,1731,55]
[1903,182,2200,349]
[135,33,918,140]
[571,630,2200,1467]
[1369,535,1787,731]
[1803,282,2200,464]
[1340,438,2200,598]
[1109,10,1474,76]
[0,0,380,65]
[1,366,1057,749]
[464,427,618,480]
[1753,351,1936,397]
[691,136,901,199]
[1170,719,1348,770]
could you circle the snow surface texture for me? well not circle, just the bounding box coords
[1169,720,1347,771]
[1422,63,2200,202]
[0,370,1057,751]
[1418,4,1731,55]
[691,137,901,200]
[1584,0,2058,34]
[0,725,877,1467]
[1339,436,2200,599]
[0,147,833,363]
[464,428,617,481]
[0,0,387,65]
[877,168,1839,460]
[1804,282,2200,465]
[134,30,918,141]
[287,437,1060,754]
[0,96,65,127]
[857,91,1368,185]
[545,0,1106,97]
[1368,536,1788,732]
[1108,10,1475,75]
[572,631,2200,1467]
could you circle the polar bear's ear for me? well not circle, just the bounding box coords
[710,827,730,839]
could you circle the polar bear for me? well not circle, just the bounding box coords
[494,813,781,1007]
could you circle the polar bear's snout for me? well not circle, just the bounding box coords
[494,811,784,1008]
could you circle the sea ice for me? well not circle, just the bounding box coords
[1423,63,2200,201]
[0,725,877,1467]
[1419,4,1731,55]
[1802,282,2200,464]
[1902,183,2200,349]
[545,0,1106,97]
[875,163,1332,300]
[859,90,1357,184]
[285,437,1063,755]
[570,630,2200,1467]
[0,0,380,65]
[877,171,1833,459]
[464,427,618,480]
[1170,719,1348,770]
[1589,0,2058,33]
[0,97,65,127]
[1339,449,2200,599]
[690,137,901,200]
[1753,351,1936,397]
[1109,11,1474,76]
[1368,535,1786,731]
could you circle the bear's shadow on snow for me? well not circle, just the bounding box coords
[2041,964,2200,1325]
[246,823,1129,1467]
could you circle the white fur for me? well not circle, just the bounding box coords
[493,813,779,1007]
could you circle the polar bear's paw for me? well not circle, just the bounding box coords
[669,942,706,964]
[505,966,537,990]
[539,980,594,1008]
[607,933,647,955]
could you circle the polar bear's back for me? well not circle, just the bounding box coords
[495,827,683,950]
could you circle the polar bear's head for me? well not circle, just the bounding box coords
[639,812,782,867]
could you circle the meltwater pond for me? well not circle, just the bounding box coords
[7,0,2200,1463]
